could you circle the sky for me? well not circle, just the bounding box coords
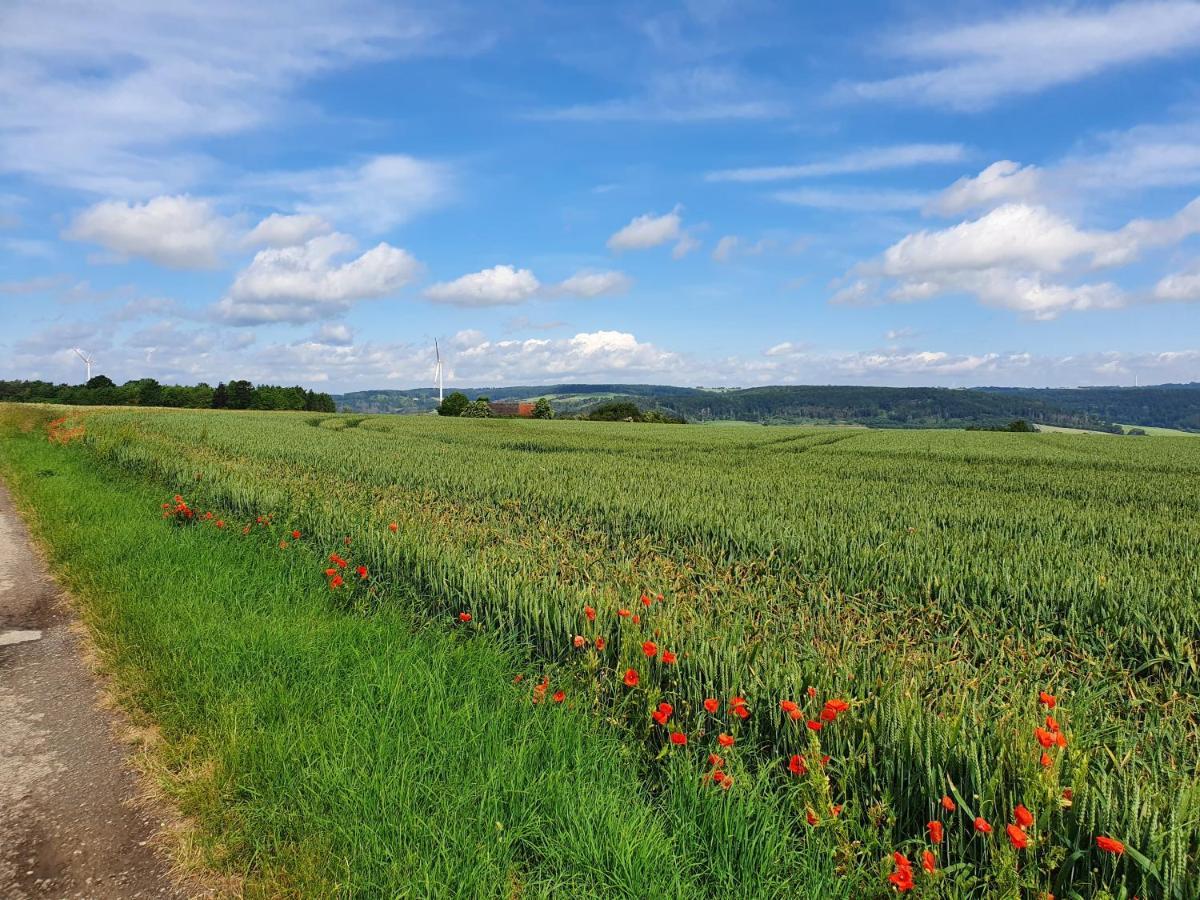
[3,0,1200,392]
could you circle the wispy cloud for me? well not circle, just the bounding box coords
[707,143,966,183]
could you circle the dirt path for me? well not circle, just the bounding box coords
[0,479,190,899]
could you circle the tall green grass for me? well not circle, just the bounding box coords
[0,419,854,899]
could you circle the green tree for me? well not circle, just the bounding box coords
[86,374,115,390]
[227,380,254,410]
[212,382,229,409]
[532,397,553,419]
[437,392,470,417]
[460,399,493,418]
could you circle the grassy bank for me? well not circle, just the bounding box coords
[0,419,850,898]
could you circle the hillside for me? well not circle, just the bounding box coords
[976,383,1200,432]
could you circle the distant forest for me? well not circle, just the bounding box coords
[0,376,336,412]
[338,383,1200,432]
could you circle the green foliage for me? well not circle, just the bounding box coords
[86,374,115,390]
[533,397,553,419]
[586,400,644,421]
[460,399,494,418]
[437,391,470,417]
[5,405,1199,896]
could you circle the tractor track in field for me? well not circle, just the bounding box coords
[0,478,194,900]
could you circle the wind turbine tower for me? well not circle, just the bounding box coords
[433,340,444,404]
[73,348,96,382]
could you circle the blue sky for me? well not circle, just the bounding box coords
[3,0,1200,391]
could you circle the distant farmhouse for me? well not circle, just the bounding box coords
[488,401,536,418]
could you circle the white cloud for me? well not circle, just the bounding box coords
[712,235,773,263]
[774,188,929,212]
[555,270,633,297]
[607,206,684,251]
[672,233,701,259]
[843,1,1200,110]
[707,143,967,182]
[453,330,685,381]
[313,323,354,345]
[283,154,455,233]
[65,195,231,268]
[1154,270,1200,301]
[216,233,421,324]
[927,161,1042,216]
[0,1,454,195]
[425,265,541,307]
[712,235,739,262]
[244,213,331,248]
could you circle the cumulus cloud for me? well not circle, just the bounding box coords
[842,2,1200,110]
[65,195,231,268]
[313,323,354,345]
[554,270,632,297]
[607,207,682,250]
[1154,270,1200,301]
[927,161,1042,216]
[215,233,421,324]
[244,213,332,248]
[707,143,966,183]
[425,265,541,307]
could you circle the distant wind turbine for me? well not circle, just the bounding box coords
[73,347,96,381]
[433,340,444,403]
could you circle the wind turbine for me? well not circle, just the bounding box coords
[73,348,96,382]
[433,340,444,403]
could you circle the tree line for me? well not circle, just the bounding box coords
[0,376,336,412]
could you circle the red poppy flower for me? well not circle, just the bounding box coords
[622,669,639,687]
[325,567,337,576]
[642,641,658,658]
[1014,804,1033,828]
[1062,788,1073,801]
[806,809,818,826]
[641,593,652,607]
[730,695,747,707]
[1040,752,1053,768]
[330,574,344,588]
[941,795,956,812]
[1095,835,1124,855]
[573,635,586,649]
[1039,691,1056,708]
[806,720,823,731]
[632,614,641,624]
[708,753,724,768]
[820,706,838,722]
[825,698,850,713]
[291,530,301,539]
[703,698,719,714]
[652,702,673,726]
[513,674,524,684]
[1035,727,1056,748]
[356,565,368,579]
[893,852,911,870]
[732,704,750,720]
[618,608,631,618]
[669,731,687,745]
[780,700,798,713]
[830,804,842,817]
[458,612,472,622]
[1045,715,1060,733]
[806,686,818,699]
[594,636,606,651]
[662,650,677,664]
[711,769,725,784]
[216,520,225,528]
[1004,823,1028,850]
[1055,732,1067,748]
[789,754,807,776]
[583,606,596,621]
[789,708,803,721]
[388,522,398,532]
[887,870,914,893]
[927,820,943,843]
[974,817,992,834]
[552,690,565,704]
[717,733,735,748]
[921,850,936,874]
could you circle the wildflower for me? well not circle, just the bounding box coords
[888,853,915,892]
[921,850,936,874]
[641,641,658,658]
[1035,727,1056,748]
[513,674,524,684]
[583,606,596,621]
[806,809,819,826]
[1095,836,1124,855]
[1062,788,1073,802]
[1014,804,1034,828]
[242,526,251,535]
[532,680,548,704]
[708,753,724,768]
[458,612,472,623]
[216,520,225,528]
[573,635,587,649]
[594,637,606,651]
[1039,691,1057,708]
[330,574,344,589]
[623,669,639,687]
[291,530,301,539]
[669,731,687,746]
[640,593,652,607]
[1045,715,1060,732]
[1040,752,1053,768]
[928,820,943,843]
[1007,824,1028,850]
[719,775,733,790]
[806,720,823,731]
[830,804,842,817]
[204,511,213,520]
[325,567,337,576]
[1055,732,1067,748]
[632,614,641,624]
[388,522,398,532]
[825,698,850,713]
[780,700,798,714]
[652,702,673,726]
[789,754,807,776]
[717,733,735,748]
[280,541,288,549]
[661,650,677,665]
[356,565,368,579]
[974,817,992,834]
[711,769,725,784]
[618,608,631,618]
[730,695,747,707]
[789,708,803,721]
[941,795,956,812]
[732,704,750,720]
[807,686,818,699]
[703,698,720,714]
[820,706,838,722]
[552,690,565,704]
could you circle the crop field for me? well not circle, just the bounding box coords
[2,404,1198,898]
